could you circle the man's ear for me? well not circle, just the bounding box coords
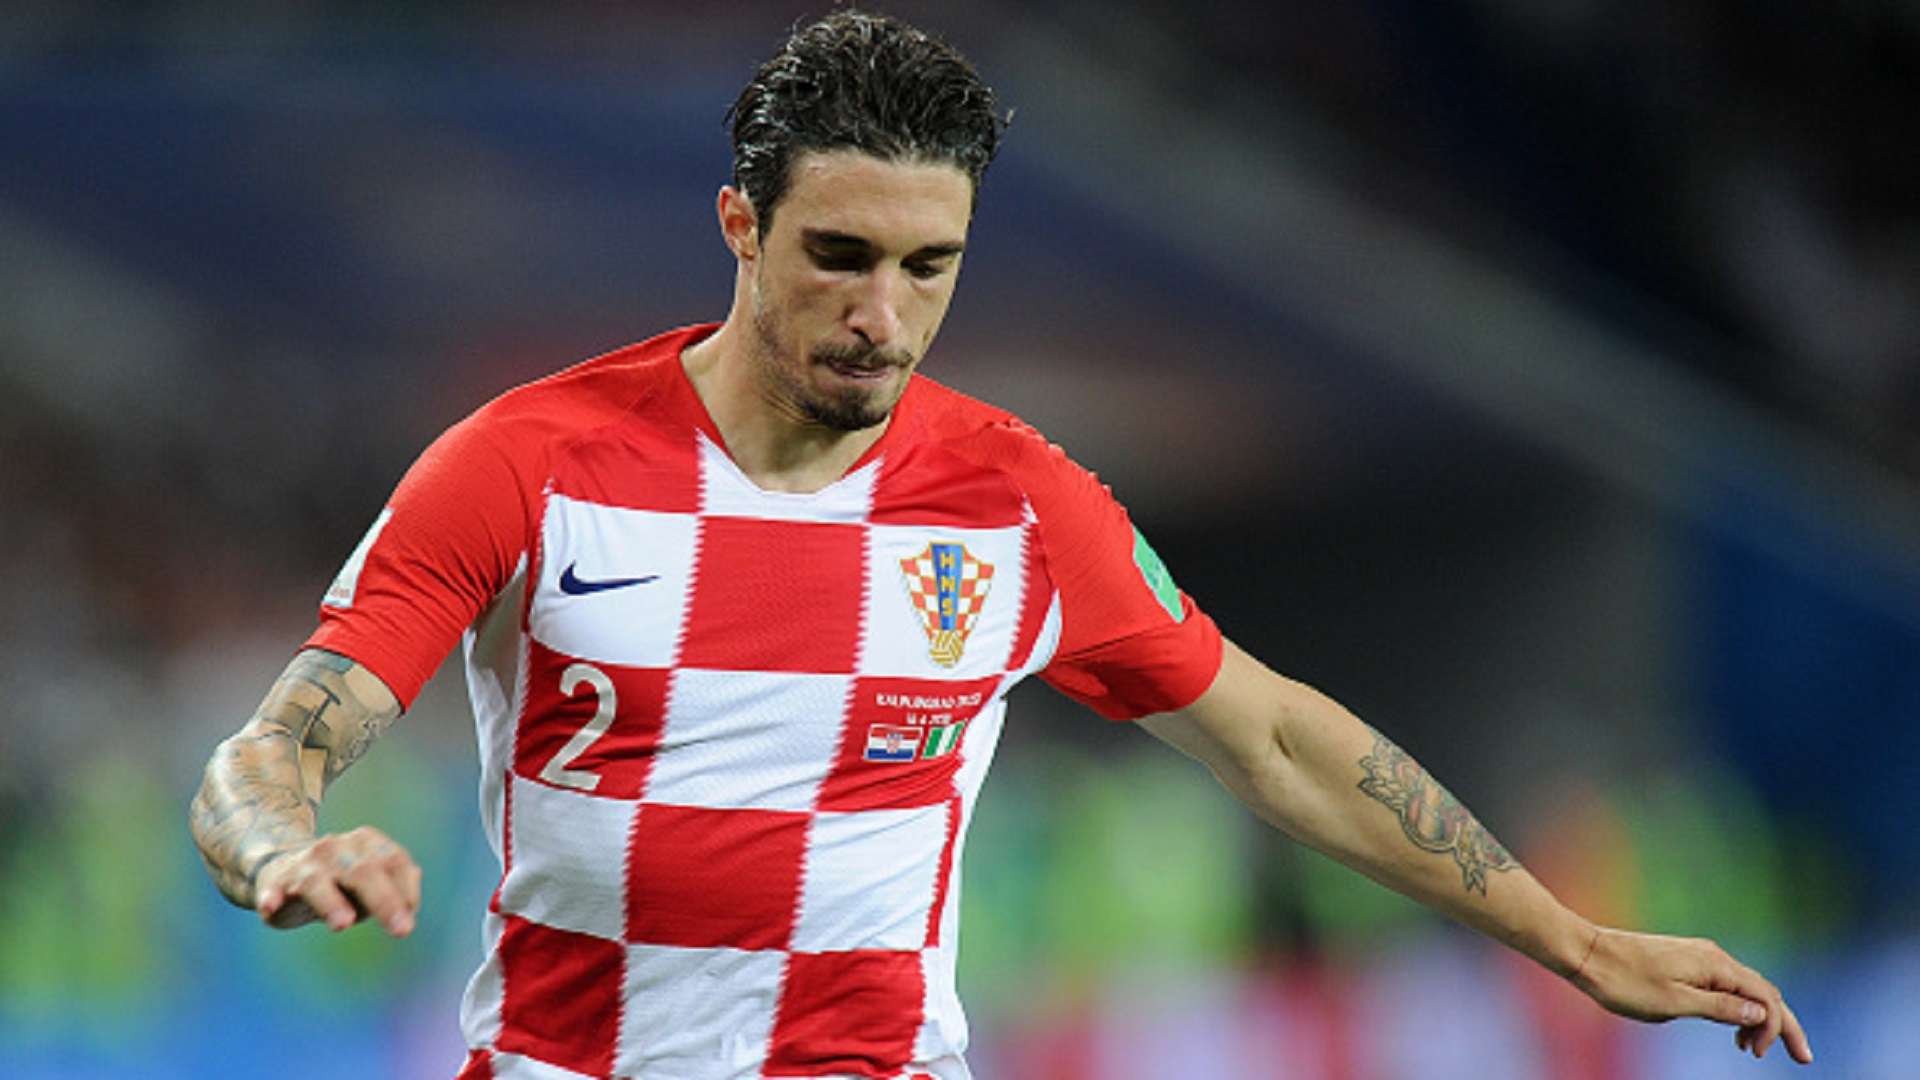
[717,186,760,261]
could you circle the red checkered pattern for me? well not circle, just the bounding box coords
[304,326,1223,1080]
[481,411,1033,1078]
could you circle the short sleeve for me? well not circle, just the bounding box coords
[1000,426,1223,720]
[304,412,533,709]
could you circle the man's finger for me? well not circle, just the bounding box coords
[401,859,423,912]
[257,887,314,927]
[1682,986,1765,1028]
[1715,960,1785,1059]
[296,874,360,931]
[1718,958,1812,1064]
[263,896,322,929]
[1779,998,1814,1064]
[340,864,413,936]
[1747,995,1780,1058]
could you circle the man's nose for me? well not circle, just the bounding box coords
[845,268,905,347]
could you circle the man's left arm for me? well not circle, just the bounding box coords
[1139,637,1813,1065]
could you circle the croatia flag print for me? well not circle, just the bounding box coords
[864,724,922,762]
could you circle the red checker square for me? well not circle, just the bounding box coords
[678,518,865,672]
[550,423,702,513]
[516,641,670,799]
[868,445,1026,528]
[817,676,1000,812]
[495,914,624,1077]
[626,803,809,949]
[765,949,925,1077]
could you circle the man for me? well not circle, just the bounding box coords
[188,10,1812,1079]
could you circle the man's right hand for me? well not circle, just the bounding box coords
[255,826,423,936]
[190,649,410,929]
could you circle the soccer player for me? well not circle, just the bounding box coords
[188,10,1812,1078]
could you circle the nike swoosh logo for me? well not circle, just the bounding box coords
[559,563,661,595]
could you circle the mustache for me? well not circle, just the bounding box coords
[812,341,913,371]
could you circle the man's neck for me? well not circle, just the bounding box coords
[680,322,890,494]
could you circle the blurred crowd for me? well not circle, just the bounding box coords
[1045,0,1920,475]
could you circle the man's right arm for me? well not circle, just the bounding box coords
[188,648,421,936]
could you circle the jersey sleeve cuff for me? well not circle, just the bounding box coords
[302,621,438,712]
[1041,595,1224,721]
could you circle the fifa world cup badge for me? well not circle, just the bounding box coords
[898,542,994,667]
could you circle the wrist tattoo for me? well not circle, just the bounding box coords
[248,848,294,889]
[1356,729,1518,895]
[1573,925,1604,982]
[188,732,316,905]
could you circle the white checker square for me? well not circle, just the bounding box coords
[643,669,852,811]
[486,1051,600,1080]
[458,911,508,1048]
[615,943,786,1079]
[697,434,878,524]
[791,803,952,952]
[1018,591,1064,681]
[532,495,698,669]
[860,523,1030,679]
[498,773,636,942]
[914,948,969,1072]
[950,696,1010,809]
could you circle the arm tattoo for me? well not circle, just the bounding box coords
[324,694,394,788]
[187,649,399,906]
[1356,730,1517,895]
[256,649,397,793]
[188,726,318,905]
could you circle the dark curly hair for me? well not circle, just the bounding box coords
[727,9,1006,234]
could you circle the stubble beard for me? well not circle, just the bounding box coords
[751,278,912,434]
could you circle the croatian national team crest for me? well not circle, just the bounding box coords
[898,542,994,667]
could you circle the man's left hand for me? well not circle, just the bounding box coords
[1572,927,1813,1064]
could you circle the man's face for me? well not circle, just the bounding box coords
[745,150,972,432]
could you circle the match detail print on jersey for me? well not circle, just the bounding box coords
[898,542,995,667]
[323,507,394,609]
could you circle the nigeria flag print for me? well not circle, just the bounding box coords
[921,720,967,759]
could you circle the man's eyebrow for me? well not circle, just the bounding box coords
[802,229,874,249]
[801,230,965,259]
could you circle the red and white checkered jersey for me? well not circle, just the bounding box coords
[307,324,1223,1080]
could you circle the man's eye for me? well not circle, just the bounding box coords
[905,261,945,280]
[811,251,866,271]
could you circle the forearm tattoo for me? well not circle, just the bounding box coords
[189,725,317,905]
[1356,730,1517,895]
[276,649,395,789]
[187,650,397,906]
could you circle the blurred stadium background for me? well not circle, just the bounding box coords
[3,2,1917,1077]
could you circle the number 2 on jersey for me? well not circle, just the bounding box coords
[541,663,617,792]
